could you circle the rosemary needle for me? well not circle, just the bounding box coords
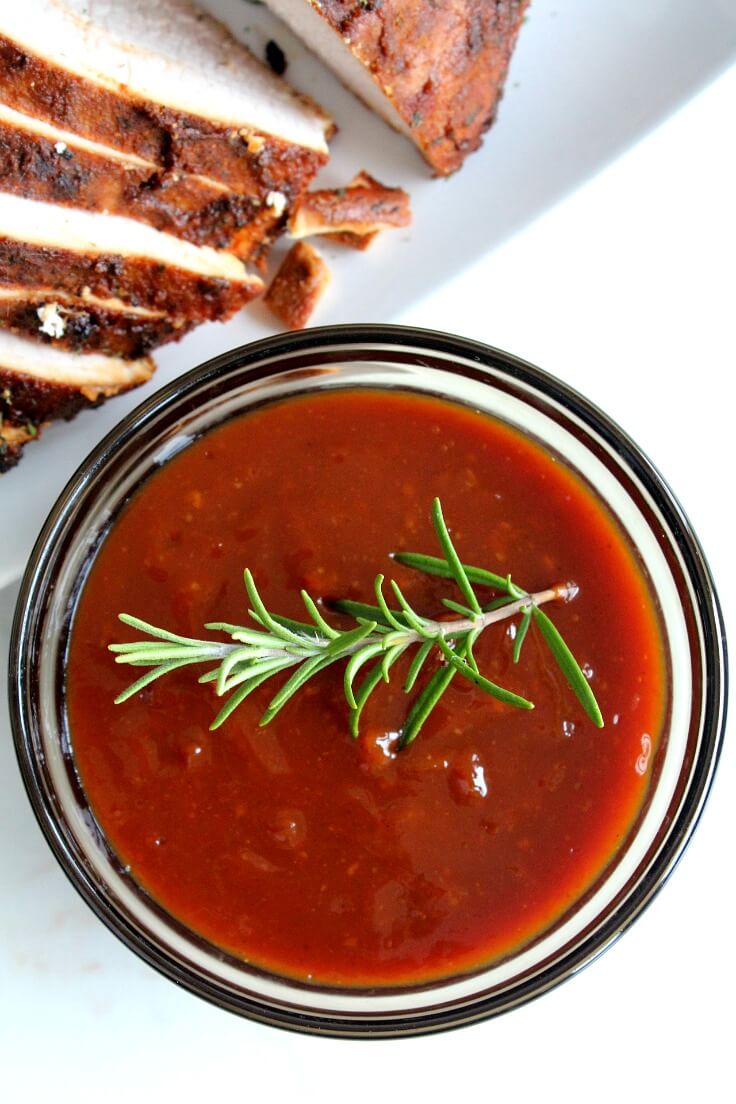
[110,498,604,745]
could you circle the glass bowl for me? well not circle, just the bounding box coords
[8,325,727,1037]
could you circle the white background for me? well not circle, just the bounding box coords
[1,51,734,1104]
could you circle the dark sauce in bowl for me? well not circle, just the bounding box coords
[66,388,667,986]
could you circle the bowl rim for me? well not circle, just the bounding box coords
[8,324,729,1038]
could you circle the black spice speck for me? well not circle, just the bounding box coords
[265,40,287,76]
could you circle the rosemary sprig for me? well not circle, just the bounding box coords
[110,498,603,745]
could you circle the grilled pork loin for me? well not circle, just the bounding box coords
[0,0,332,200]
[0,193,262,320]
[0,329,153,427]
[0,287,193,358]
[264,0,528,175]
[0,104,282,261]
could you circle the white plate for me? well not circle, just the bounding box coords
[2,0,735,588]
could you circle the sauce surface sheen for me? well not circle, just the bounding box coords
[67,388,667,986]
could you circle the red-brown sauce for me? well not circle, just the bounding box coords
[66,389,667,986]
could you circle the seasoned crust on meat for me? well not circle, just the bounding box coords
[0,287,192,358]
[0,239,259,319]
[0,362,150,424]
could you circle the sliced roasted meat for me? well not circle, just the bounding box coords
[0,104,281,261]
[0,330,153,427]
[0,287,193,358]
[264,0,528,175]
[0,193,262,320]
[264,241,329,330]
[0,0,332,198]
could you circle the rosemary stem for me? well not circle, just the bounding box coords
[205,583,570,663]
[429,584,570,640]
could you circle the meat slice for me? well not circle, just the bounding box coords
[0,193,262,320]
[0,104,280,261]
[0,0,332,199]
[0,419,49,474]
[288,172,411,240]
[0,330,153,427]
[264,241,329,330]
[0,288,192,358]
[264,0,529,175]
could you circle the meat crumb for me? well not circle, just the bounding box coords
[264,242,330,330]
[289,171,411,248]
